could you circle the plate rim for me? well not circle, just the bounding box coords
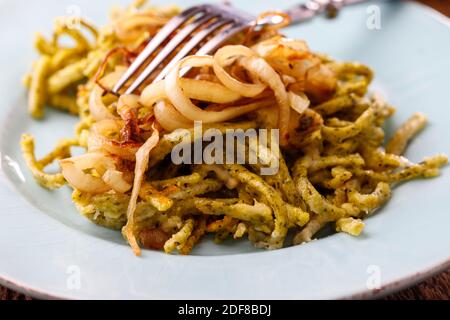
[1,255,449,300]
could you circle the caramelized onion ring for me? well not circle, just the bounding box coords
[59,152,115,194]
[102,169,132,193]
[239,56,290,144]
[140,78,242,107]
[165,55,264,122]
[89,68,125,121]
[288,91,310,115]
[213,45,267,97]
[154,100,192,132]
[88,119,140,160]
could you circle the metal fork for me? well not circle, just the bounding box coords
[112,0,369,95]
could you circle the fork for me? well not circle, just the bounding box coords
[112,0,369,95]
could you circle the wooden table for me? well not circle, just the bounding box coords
[1,0,449,300]
[418,0,450,16]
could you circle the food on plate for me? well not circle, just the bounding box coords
[21,0,447,256]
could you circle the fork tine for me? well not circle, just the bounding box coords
[125,12,220,94]
[112,5,207,94]
[173,23,250,79]
[196,23,249,56]
[153,18,235,83]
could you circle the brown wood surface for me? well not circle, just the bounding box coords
[1,0,449,300]
[417,0,450,16]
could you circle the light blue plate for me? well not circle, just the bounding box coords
[0,0,449,299]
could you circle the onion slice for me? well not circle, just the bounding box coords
[122,127,160,256]
[178,78,242,104]
[117,94,140,117]
[89,68,125,121]
[213,45,267,97]
[154,100,192,132]
[102,169,132,193]
[88,119,140,161]
[140,78,242,108]
[59,152,116,194]
[139,80,166,107]
[239,56,291,145]
[60,161,110,194]
[165,55,265,122]
[288,91,310,115]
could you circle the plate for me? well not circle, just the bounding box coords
[0,0,449,299]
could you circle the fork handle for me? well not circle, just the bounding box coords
[285,0,370,25]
